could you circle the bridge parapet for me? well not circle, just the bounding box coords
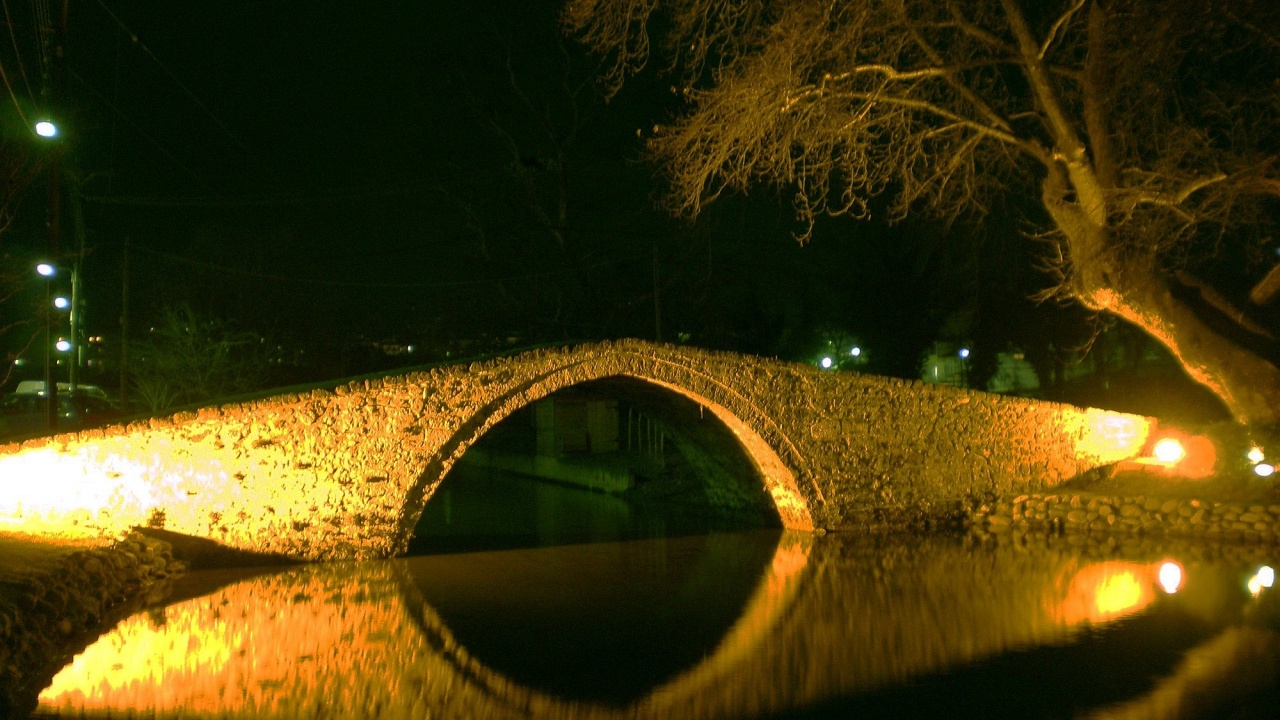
[0,340,1151,560]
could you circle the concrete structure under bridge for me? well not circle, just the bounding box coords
[0,340,1154,561]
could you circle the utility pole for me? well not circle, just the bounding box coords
[652,242,662,344]
[40,0,70,430]
[120,236,130,407]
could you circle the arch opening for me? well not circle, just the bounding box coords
[407,376,786,556]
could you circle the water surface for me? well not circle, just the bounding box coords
[32,529,1280,719]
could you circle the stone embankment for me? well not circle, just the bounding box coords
[969,493,1280,544]
[0,532,186,719]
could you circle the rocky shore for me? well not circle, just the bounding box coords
[0,532,186,719]
[969,492,1280,545]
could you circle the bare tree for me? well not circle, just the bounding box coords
[565,0,1280,431]
[128,304,268,412]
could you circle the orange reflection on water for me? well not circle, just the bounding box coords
[38,565,418,718]
[1051,562,1161,626]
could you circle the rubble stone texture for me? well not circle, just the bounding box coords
[0,340,1146,561]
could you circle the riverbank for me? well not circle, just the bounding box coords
[0,531,185,719]
[967,467,1280,544]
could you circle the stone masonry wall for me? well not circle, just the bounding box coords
[0,340,1150,560]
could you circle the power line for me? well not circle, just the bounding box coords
[79,182,440,208]
[128,242,650,289]
[90,0,282,184]
[2,0,34,101]
[68,69,208,187]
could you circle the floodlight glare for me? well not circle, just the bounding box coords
[34,120,58,138]
[1152,438,1186,464]
[36,263,55,277]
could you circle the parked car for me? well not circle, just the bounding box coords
[0,392,123,440]
[14,380,111,400]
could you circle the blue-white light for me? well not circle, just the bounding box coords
[820,356,834,369]
[1255,463,1275,478]
[36,263,55,277]
[850,346,861,357]
[34,120,58,138]
[55,339,71,352]
[958,348,970,359]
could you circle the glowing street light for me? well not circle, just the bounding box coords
[55,339,71,352]
[850,346,861,357]
[958,347,970,359]
[1256,463,1275,478]
[34,120,58,138]
[53,296,69,310]
[820,356,834,369]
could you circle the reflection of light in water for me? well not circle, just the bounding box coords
[1158,561,1184,594]
[37,535,814,720]
[1053,562,1159,625]
[39,566,418,718]
[1248,566,1276,597]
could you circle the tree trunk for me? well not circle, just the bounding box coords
[1068,231,1280,429]
[1042,167,1280,430]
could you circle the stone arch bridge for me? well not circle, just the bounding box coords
[0,340,1150,560]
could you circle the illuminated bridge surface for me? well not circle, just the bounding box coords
[34,532,1280,719]
[0,340,1151,560]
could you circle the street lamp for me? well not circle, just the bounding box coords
[34,120,58,138]
[35,261,80,431]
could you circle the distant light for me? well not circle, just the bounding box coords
[850,346,861,357]
[820,356,834,369]
[13,358,25,366]
[36,263,55,277]
[1248,447,1266,464]
[55,340,71,352]
[407,345,417,354]
[1157,561,1183,594]
[34,120,57,138]
[1255,463,1275,478]
[53,296,69,310]
[958,348,970,359]
[1152,438,1186,464]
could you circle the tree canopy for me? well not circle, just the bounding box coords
[565,0,1280,429]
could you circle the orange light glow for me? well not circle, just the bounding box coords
[1152,438,1185,464]
[1127,429,1216,478]
[1069,412,1152,466]
[1052,562,1159,625]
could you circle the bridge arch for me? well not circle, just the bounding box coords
[0,340,1148,561]
[395,351,817,553]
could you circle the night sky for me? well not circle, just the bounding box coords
[0,0,1098,391]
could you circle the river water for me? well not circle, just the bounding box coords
[30,467,1280,719]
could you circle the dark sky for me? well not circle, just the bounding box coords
[1,0,1080,386]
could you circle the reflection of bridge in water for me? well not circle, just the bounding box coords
[37,532,1262,719]
[0,341,1151,561]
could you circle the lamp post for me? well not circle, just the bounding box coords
[36,261,78,431]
